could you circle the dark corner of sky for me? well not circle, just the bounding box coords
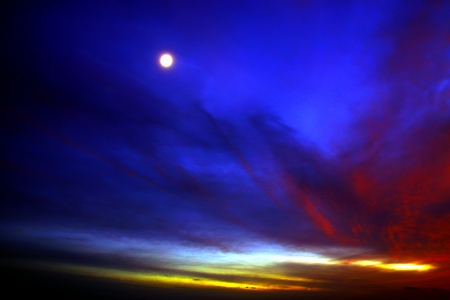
[2,0,450,299]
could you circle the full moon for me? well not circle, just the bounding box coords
[159,53,173,68]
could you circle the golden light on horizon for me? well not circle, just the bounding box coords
[379,263,432,271]
[351,260,432,271]
[352,260,382,266]
[28,254,435,295]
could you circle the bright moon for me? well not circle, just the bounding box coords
[159,53,173,68]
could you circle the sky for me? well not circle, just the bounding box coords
[2,0,450,298]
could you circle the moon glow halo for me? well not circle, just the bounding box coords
[159,53,173,68]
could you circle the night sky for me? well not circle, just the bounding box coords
[2,1,450,299]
